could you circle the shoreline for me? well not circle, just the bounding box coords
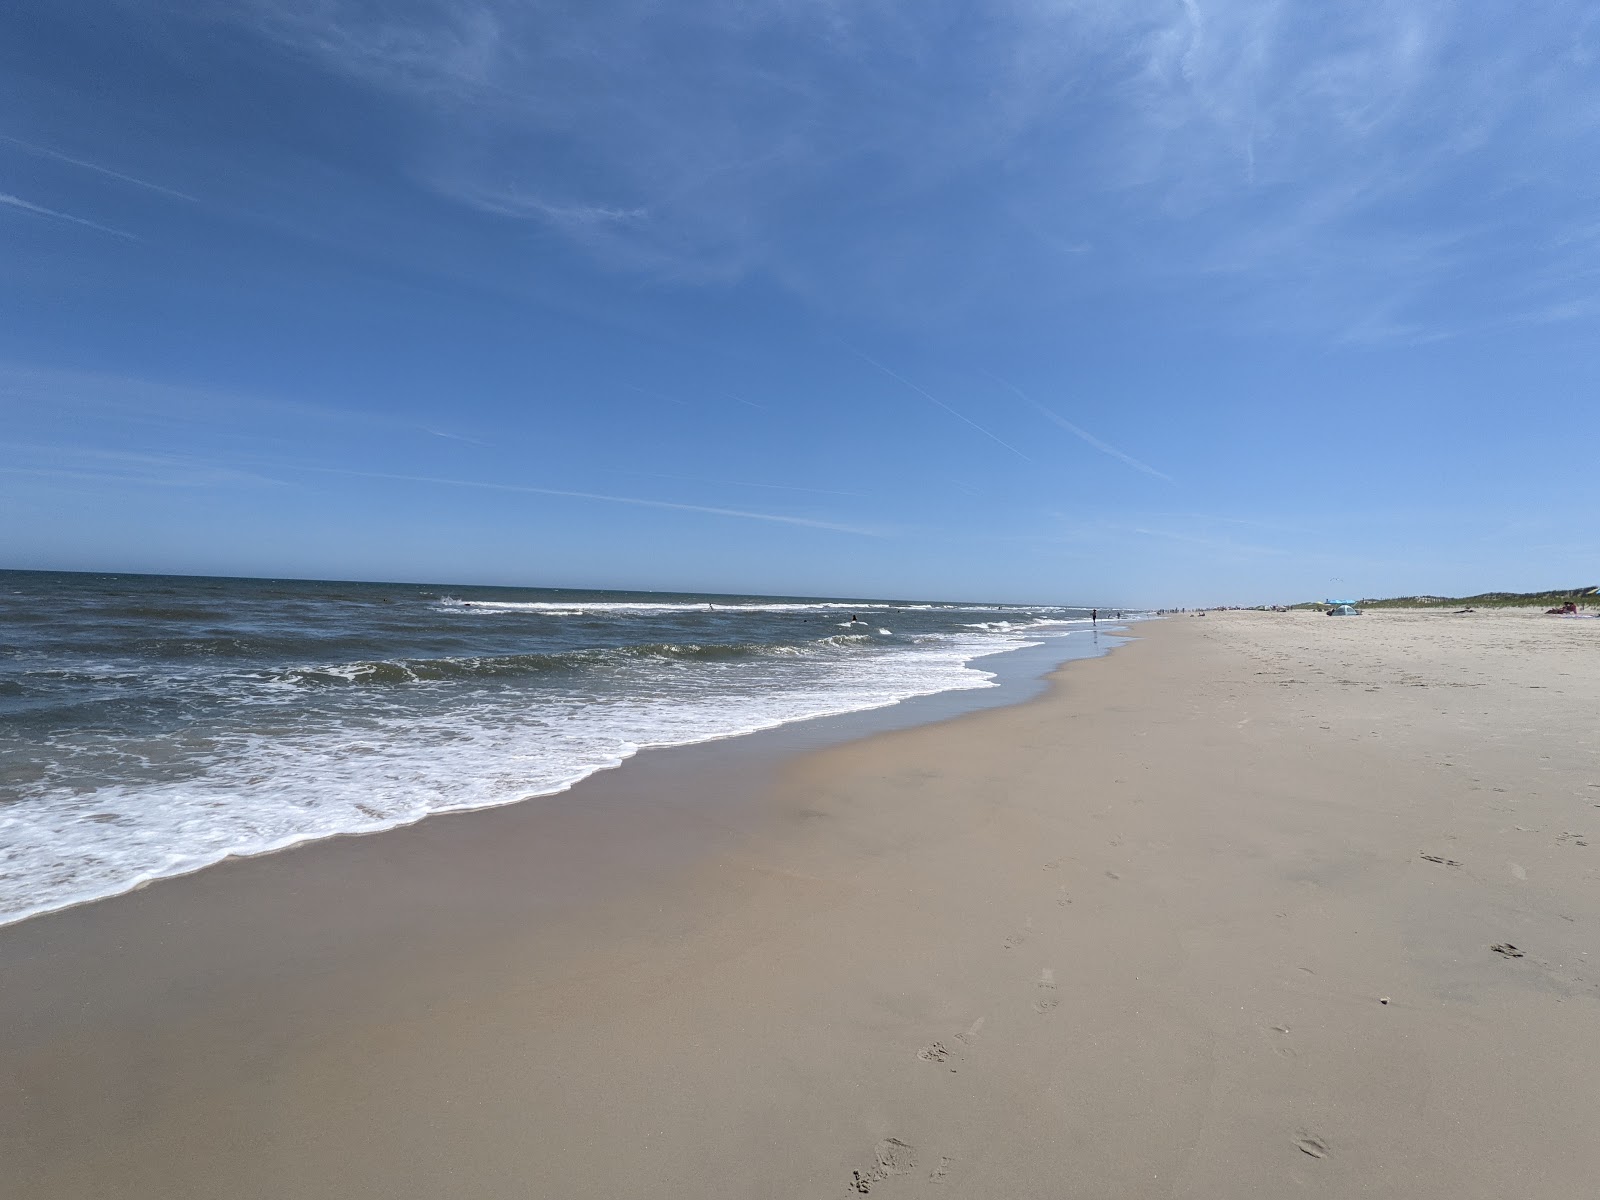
[0,621,1129,931]
[7,610,1597,1198]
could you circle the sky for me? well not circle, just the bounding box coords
[2,1,1597,606]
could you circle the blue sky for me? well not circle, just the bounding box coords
[2,1,1597,606]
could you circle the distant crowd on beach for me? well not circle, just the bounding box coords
[1149,601,1598,618]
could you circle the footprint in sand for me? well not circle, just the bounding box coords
[954,1017,985,1046]
[916,1041,950,1063]
[929,1156,953,1184]
[1004,920,1031,950]
[875,1139,914,1175]
[1294,1133,1329,1159]
[850,1139,917,1192]
[1034,968,1059,1014]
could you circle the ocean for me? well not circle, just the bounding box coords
[0,570,1115,925]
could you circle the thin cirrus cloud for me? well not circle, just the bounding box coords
[601,467,867,500]
[210,1,1600,338]
[421,427,490,447]
[0,442,286,488]
[450,185,647,229]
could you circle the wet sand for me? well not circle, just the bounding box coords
[4,610,1599,1198]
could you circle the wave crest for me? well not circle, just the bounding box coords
[271,637,882,687]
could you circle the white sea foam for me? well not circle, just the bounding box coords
[0,627,1080,926]
[440,597,1065,616]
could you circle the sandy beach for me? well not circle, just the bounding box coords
[5,609,1599,1198]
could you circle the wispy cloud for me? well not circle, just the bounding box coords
[602,466,867,499]
[1142,511,1298,532]
[0,192,137,239]
[0,362,478,443]
[845,345,1031,462]
[422,427,489,446]
[450,181,650,240]
[455,190,647,228]
[0,134,197,202]
[78,3,1600,336]
[297,467,882,535]
[240,1,503,97]
[984,372,1171,482]
[0,442,286,488]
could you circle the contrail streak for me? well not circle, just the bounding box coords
[0,134,197,202]
[0,192,138,239]
[298,467,882,536]
[984,371,1172,482]
[845,344,1032,462]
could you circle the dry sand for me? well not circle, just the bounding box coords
[4,610,1599,1198]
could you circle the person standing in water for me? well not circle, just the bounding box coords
[1091,608,1098,625]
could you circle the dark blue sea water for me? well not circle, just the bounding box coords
[0,570,1111,924]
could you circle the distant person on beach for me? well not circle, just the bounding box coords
[1091,608,1098,625]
